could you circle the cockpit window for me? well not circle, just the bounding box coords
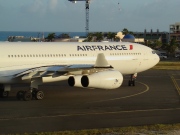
[152,51,156,54]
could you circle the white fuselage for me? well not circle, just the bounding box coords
[0,42,159,84]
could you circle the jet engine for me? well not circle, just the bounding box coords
[68,75,83,87]
[68,70,123,89]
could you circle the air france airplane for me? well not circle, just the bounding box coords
[0,42,159,101]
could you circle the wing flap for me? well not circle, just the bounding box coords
[13,53,113,80]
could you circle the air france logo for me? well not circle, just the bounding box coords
[77,45,133,51]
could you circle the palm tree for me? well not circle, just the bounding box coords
[59,33,70,38]
[122,28,129,35]
[83,32,93,42]
[154,40,162,49]
[45,33,55,42]
[161,39,178,57]
[95,32,103,42]
[122,28,133,35]
[168,39,178,55]
[107,32,117,41]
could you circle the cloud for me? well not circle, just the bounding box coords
[23,0,62,15]
[48,0,58,11]
[0,0,179,32]
[26,0,46,14]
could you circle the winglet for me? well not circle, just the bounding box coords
[94,53,111,68]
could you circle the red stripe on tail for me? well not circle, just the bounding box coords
[130,45,133,50]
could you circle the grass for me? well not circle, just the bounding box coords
[152,61,180,70]
[17,123,180,135]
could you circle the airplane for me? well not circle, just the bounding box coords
[0,42,159,101]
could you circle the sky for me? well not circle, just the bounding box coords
[0,0,180,32]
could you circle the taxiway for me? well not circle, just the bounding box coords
[0,69,180,134]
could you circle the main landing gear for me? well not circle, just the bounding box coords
[16,88,44,101]
[0,90,9,98]
[128,73,137,86]
[0,84,9,98]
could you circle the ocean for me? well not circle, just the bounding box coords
[0,31,87,41]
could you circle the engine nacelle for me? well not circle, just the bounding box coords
[68,75,83,87]
[81,71,123,89]
[68,70,123,89]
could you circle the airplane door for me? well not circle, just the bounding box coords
[143,50,149,60]
[134,49,148,73]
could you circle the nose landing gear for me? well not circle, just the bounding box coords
[128,73,137,86]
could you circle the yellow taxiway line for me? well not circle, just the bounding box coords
[171,76,180,95]
[86,81,149,103]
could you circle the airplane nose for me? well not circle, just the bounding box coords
[155,54,160,65]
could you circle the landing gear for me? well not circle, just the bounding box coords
[16,91,24,100]
[128,80,135,86]
[0,90,9,98]
[32,89,44,100]
[16,88,44,101]
[0,85,9,98]
[128,73,137,86]
[23,91,32,101]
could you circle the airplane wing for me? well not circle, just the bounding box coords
[13,53,113,80]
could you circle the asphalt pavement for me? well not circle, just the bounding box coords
[0,69,180,134]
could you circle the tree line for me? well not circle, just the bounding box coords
[45,33,70,42]
[121,28,179,56]
[45,28,179,55]
[83,32,120,42]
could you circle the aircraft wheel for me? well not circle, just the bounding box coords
[23,91,32,101]
[32,89,37,99]
[128,80,131,86]
[16,91,24,100]
[132,80,135,86]
[0,90,3,98]
[2,91,9,98]
[35,90,44,100]
[128,80,135,86]
[0,90,9,98]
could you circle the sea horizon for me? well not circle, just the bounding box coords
[0,31,87,41]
